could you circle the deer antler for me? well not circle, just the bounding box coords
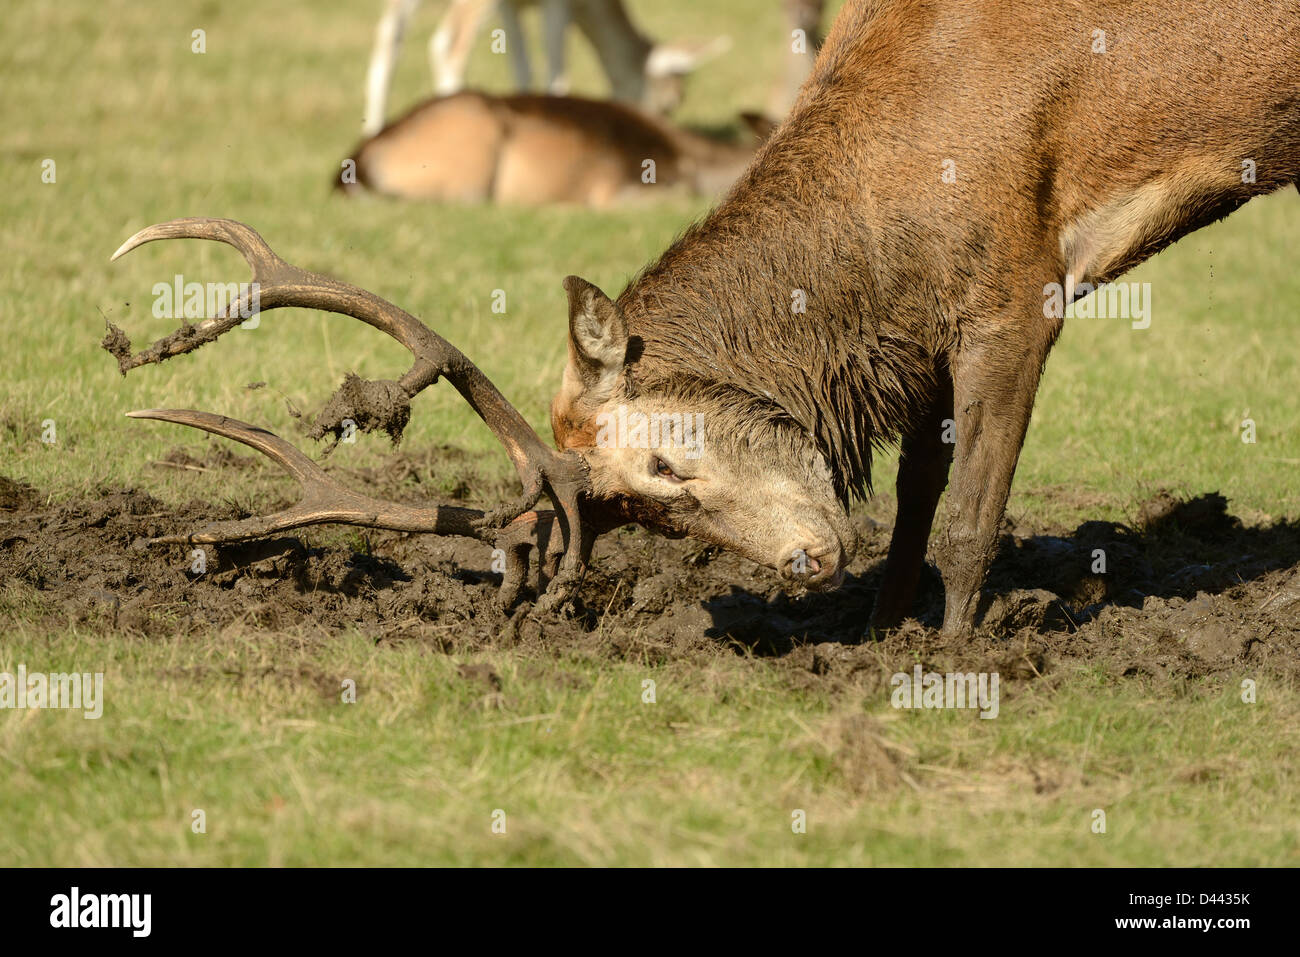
[104,217,593,612]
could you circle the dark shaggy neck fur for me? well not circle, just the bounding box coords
[610,0,976,501]
[615,150,939,501]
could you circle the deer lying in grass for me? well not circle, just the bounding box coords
[341,91,772,205]
[363,0,729,135]
[107,0,1298,635]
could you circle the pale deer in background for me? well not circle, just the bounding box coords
[363,0,730,136]
[344,91,773,205]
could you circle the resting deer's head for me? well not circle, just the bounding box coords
[551,277,856,589]
[637,36,733,115]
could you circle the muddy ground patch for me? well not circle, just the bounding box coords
[2,450,1297,693]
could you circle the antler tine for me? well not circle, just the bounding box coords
[107,219,291,371]
[129,408,566,607]
[128,407,480,540]
[111,218,283,271]
[108,219,552,473]
[109,218,594,611]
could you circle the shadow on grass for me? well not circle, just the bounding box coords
[699,492,1300,656]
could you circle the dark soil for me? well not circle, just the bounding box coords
[2,447,1297,690]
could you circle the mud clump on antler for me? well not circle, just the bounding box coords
[100,322,135,375]
[309,373,411,449]
[102,217,596,615]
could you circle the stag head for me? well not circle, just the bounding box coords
[104,219,854,617]
[552,277,855,589]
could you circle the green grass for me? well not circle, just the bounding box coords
[4,630,1297,866]
[2,0,1298,866]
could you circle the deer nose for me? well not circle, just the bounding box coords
[780,545,846,590]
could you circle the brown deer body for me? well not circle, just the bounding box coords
[341,91,768,206]
[551,0,1300,633]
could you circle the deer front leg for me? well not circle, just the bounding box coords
[540,0,572,94]
[937,311,1060,635]
[364,0,420,136]
[868,371,953,632]
[499,0,534,90]
[430,0,494,96]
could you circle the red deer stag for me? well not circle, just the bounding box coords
[106,0,1299,635]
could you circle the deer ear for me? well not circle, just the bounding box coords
[563,275,628,394]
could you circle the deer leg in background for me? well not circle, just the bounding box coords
[499,0,535,90]
[868,369,954,633]
[573,0,651,107]
[936,295,1062,636]
[430,0,495,95]
[768,0,824,117]
[540,0,572,94]
[364,0,420,136]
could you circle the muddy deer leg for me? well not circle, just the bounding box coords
[937,312,1060,635]
[868,371,954,632]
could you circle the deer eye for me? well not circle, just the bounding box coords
[653,457,683,483]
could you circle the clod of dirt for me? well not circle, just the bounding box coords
[309,373,411,447]
[1259,569,1300,620]
[811,642,851,676]
[210,538,309,580]
[630,573,676,614]
[978,588,1069,632]
[995,647,1049,681]
[1165,593,1245,662]
[99,322,134,374]
[1184,621,1243,662]
[0,476,37,510]
[457,663,502,692]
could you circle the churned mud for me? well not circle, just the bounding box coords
[2,449,1297,691]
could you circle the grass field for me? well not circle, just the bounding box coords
[2,0,1298,866]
